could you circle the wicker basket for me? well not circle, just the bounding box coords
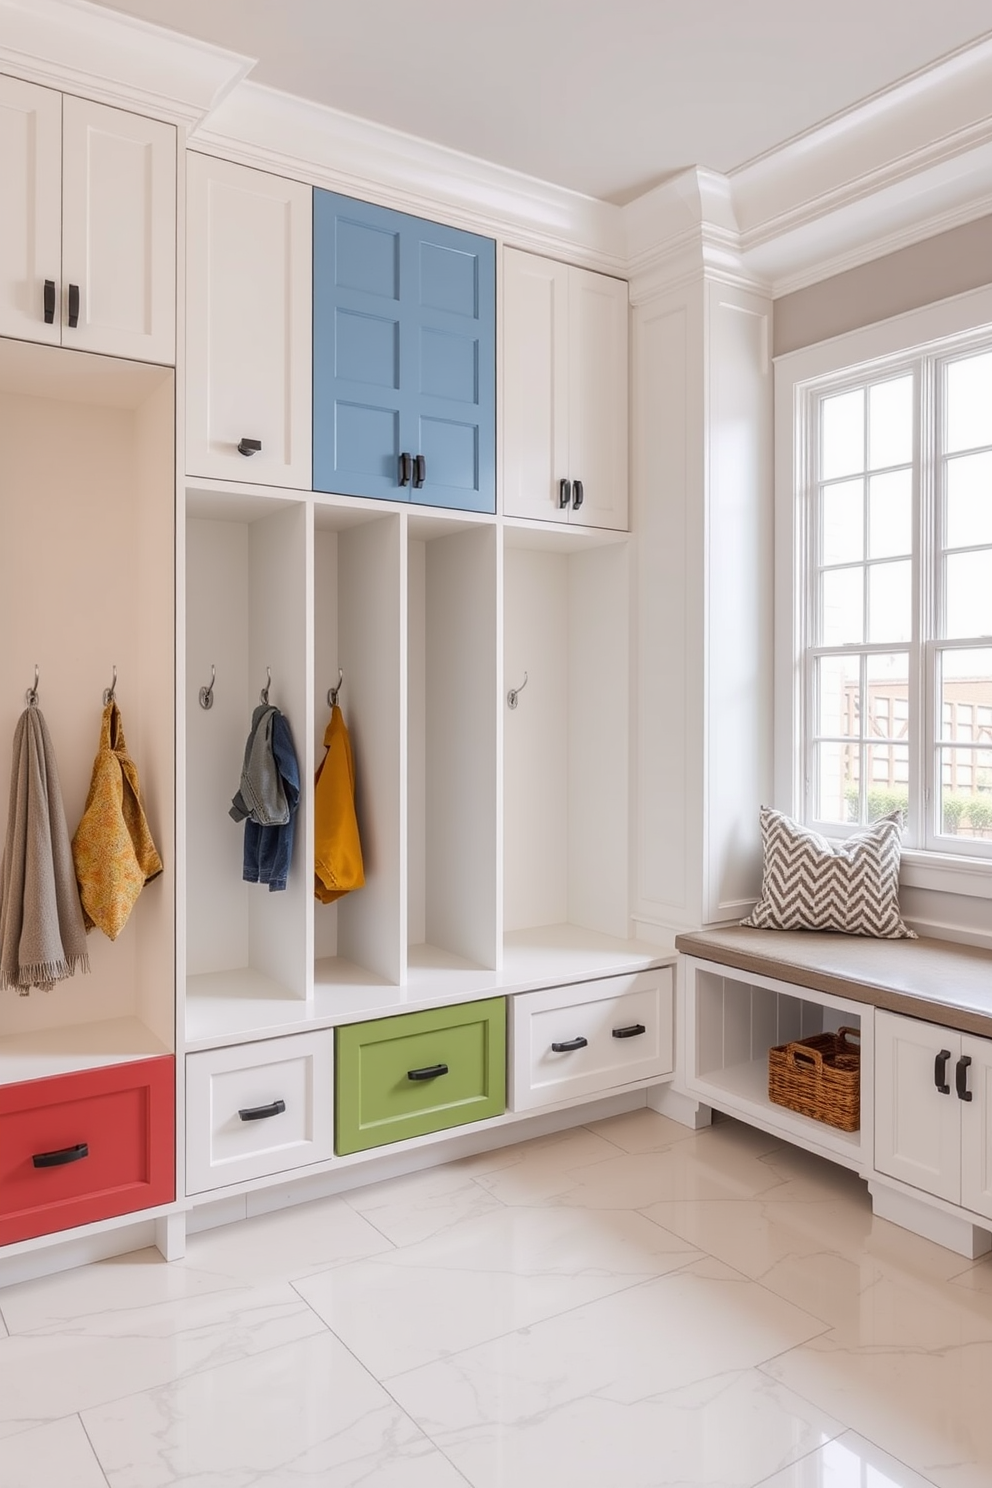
[767,1026,861,1132]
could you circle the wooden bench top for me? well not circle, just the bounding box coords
[675,926,992,1039]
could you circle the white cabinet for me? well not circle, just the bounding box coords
[510,968,673,1111]
[186,153,312,488]
[875,1009,992,1222]
[0,77,176,362]
[502,247,628,531]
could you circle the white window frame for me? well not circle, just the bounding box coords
[775,283,992,902]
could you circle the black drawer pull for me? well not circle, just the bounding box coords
[551,1036,588,1053]
[238,1099,286,1121]
[43,278,56,324]
[398,451,413,486]
[934,1049,952,1094]
[612,1023,646,1039]
[67,282,80,328]
[572,478,584,511]
[413,453,426,489]
[237,438,262,457]
[33,1141,89,1169]
[956,1055,973,1102]
[558,478,572,509]
[408,1063,448,1081]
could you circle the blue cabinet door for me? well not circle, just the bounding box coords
[313,190,495,512]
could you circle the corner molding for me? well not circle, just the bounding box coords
[0,0,253,127]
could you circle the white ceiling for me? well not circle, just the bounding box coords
[91,0,992,204]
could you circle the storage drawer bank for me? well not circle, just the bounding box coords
[677,927,992,1260]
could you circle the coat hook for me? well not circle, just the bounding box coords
[26,664,39,708]
[103,664,117,706]
[328,668,344,708]
[260,667,271,705]
[199,664,216,711]
[507,672,528,709]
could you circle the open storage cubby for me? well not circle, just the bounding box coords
[0,340,175,1081]
[184,488,310,1043]
[408,512,498,979]
[683,955,869,1166]
[502,523,629,954]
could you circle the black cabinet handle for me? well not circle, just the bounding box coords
[43,279,56,324]
[612,1023,646,1039]
[934,1049,952,1095]
[956,1054,973,1102]
[238,438,262,457]
[398,451,412,486]
[67,283,80,328]
[558,478,572,509]
[551,1036,588,1053]
[572,478,584,511]
[413,454,426,489]
[408,1063,448,1081]
[238,1099,286,1121]
[33,1141,89,1169]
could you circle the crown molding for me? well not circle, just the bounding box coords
[623,170,771,304]
[190,81,626,271]
[0,0,252,127]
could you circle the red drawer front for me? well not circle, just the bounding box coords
[0,1055,175,1245]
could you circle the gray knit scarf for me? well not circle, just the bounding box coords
[0,706,90,993]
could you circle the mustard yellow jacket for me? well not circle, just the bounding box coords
[314,706,364,903]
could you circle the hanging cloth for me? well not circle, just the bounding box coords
[72,700,163,940]
[314,704,365,904]
[0,706,90,993]
[231,705,300,892]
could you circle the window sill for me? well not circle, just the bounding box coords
[900,849,992,901]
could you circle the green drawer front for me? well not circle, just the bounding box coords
[335,998,506,1155]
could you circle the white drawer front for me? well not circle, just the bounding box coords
[186,1031,335,1194]
[510,968,673,1112]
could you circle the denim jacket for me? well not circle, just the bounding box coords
[235,709,300,892]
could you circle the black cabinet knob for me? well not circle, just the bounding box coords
[956,1054,973,1102]
[398,451,413,486]
[551,1036,588,1053]
[238,1099,286,1121]
[413,454,426,489]
[558,478,572,509]
[407,1063,448,1081]
[33,1141,89,1168]
[67,283,80,328]
[238,438,262,457]
[934,1049,952,1094]
[43,279,56,325]
[572,478,584,511]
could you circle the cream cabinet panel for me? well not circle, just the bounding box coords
[186,154,312,488]
[874,1010,961,1204]
[0,75,62,345]
[61,97,175,363]
[503,247,627,530]
[959,1033,992,1222]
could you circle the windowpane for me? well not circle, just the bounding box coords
[946,451,992,549]
[868,560,911,643]
[939,648,992,741]
[944,550,992,638]
[946,352,992,454]
[940,749,992,837]
[866,653,909,740]
[821,566,864,645]
[866,745,908,818]
[868,470,912,559]
[868,376,913,469]
[816,740,859,824]
[817,654,860,737]
[821,388,865,480]
[821,479,864,565]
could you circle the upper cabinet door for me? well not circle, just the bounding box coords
[313,190,495,512]
[502,248,570,524]
[0,76,62,346]
[186,155,312,488]
[502,248,628,531]
[61,97,175,364]
[568,266,628,531]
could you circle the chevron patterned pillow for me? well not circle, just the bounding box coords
[742,807,916,939]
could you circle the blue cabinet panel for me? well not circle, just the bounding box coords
[314,189,494,510]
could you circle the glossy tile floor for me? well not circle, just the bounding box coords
[1,1110,990,1487]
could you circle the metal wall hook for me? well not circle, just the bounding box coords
[328,668,344,707]
[507,672,528,709]
[199,664,216,710]
[103,665,117,706]
[26,664,39,708]
[260,667,271,705]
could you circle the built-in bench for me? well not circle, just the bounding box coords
[673,927,992,1258]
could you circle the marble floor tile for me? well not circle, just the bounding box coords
[0,1414,110,1487]
[342,1162,504,1246]
[448,1123,627,1204]
[294,1202,701,1376]
[585,1105,712,1153]
[758,1430,939,1487]
[0,1277,327,1440]
[0,1306,7,1338]
[183,1193,395,1282]
[81,1330,468,1488]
